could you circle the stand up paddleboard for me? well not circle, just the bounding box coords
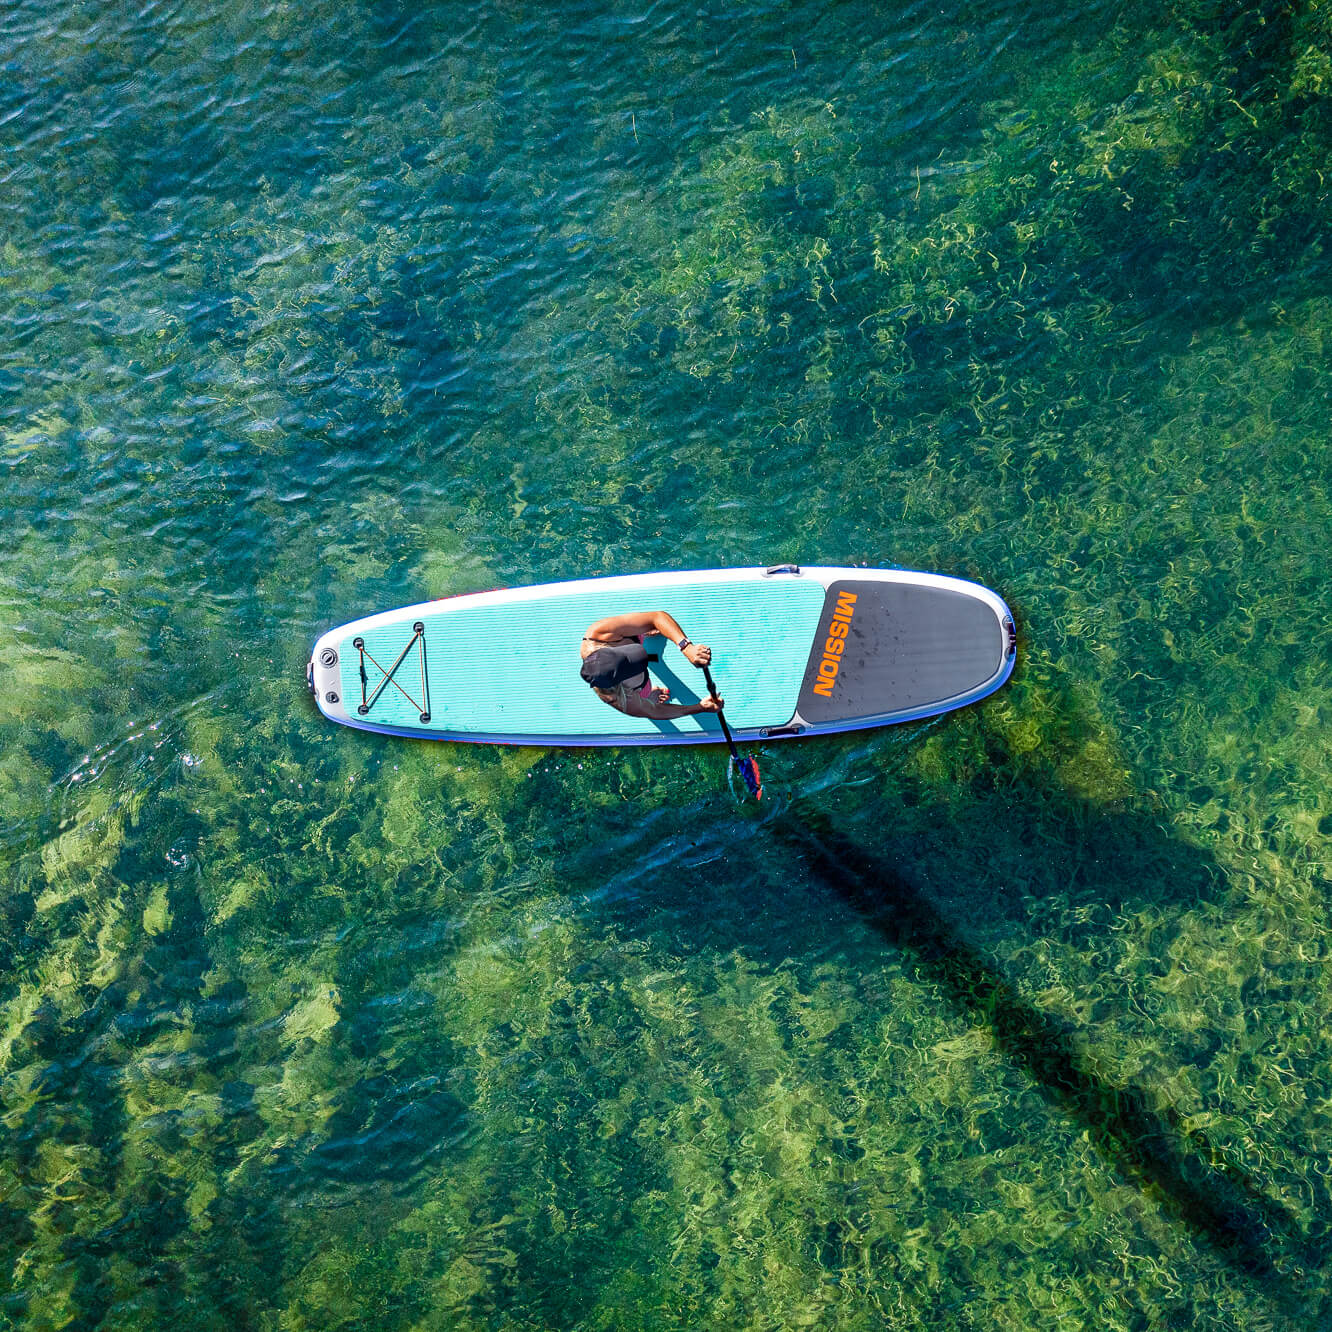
[306,565,1016,747]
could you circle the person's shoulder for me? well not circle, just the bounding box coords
[613,686,651,717]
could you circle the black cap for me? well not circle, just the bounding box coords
[580,642,649,689]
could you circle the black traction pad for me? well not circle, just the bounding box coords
[795,579,1004,725]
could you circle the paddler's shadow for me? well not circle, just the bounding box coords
[764,796,1327,1307]
[644,645,723,737]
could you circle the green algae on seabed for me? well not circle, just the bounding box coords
[3,0,1332,1326]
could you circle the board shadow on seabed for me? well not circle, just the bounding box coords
[576,749,1332,1323]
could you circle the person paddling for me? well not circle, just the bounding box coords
[580,611,724,719]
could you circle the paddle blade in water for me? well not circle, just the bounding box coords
[735,755,763,801]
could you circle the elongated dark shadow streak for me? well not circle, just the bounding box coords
[770,803,1326,1310]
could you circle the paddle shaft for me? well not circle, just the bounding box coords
[700,664,741,761]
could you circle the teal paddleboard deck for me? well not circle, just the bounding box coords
[307,565,1016,746]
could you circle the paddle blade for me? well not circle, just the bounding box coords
[735,755,763,801]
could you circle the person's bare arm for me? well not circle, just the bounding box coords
[583,612,712,666]
[601,689,723,720]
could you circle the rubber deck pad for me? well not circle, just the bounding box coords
[796,580,1004,724]
[338,576,826,739]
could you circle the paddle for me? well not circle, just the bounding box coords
[701,663,762,801]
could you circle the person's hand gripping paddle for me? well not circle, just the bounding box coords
[700,663,763,802]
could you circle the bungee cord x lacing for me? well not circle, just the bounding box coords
[354,622,431,724]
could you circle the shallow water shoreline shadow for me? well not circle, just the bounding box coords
[769,801,1328,1315]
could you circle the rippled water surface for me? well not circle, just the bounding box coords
[4,0,1332,1326]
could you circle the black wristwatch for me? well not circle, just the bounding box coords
[676,636,691,652]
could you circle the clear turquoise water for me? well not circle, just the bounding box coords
[3,0,1332,1326]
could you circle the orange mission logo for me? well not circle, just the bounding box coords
[813,591,858,697]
